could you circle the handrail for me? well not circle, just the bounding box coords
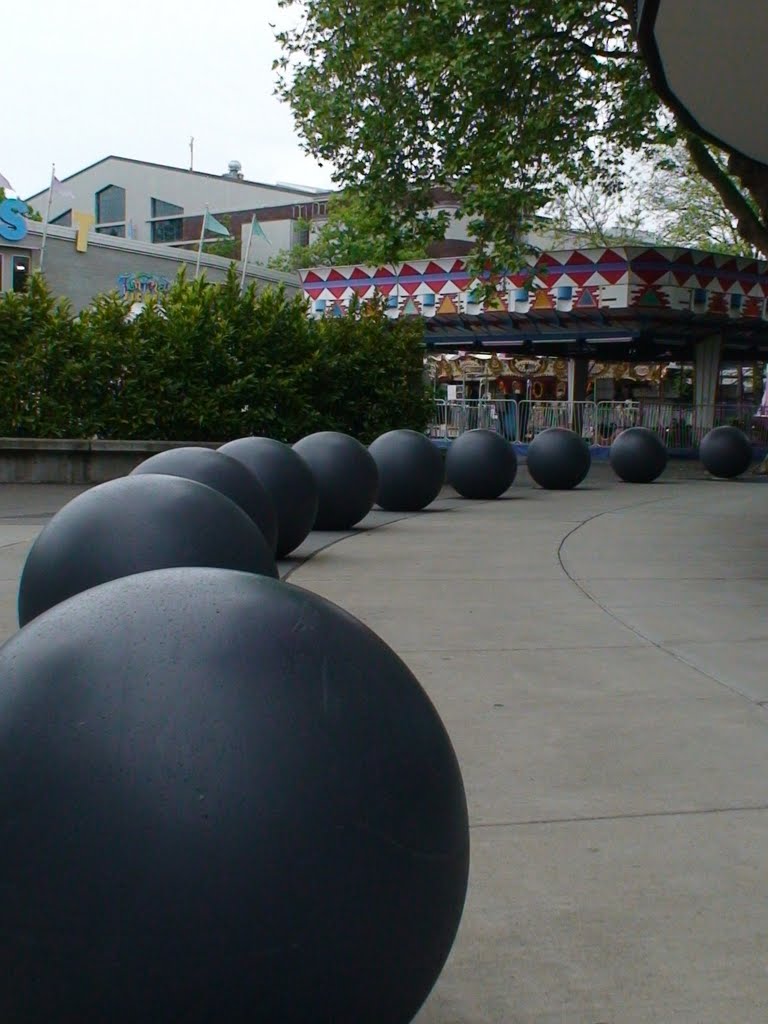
[428,399,768,447]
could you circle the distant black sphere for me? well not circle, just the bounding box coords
[368,429,445,511]
[609,427,668,483]
[445,429,517,499]
[219,436,318,557]
[527,427,591,490]
[0,568,470,1023]
[17,475,277,625]
[699,425,752,478]
[132,445,278,552]
[293,431,379,529]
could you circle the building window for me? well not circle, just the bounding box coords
[95,184,126,225]
[96,224,126,238]
[152,219,183,243]
[51,209,72,227]
[151,198,184,244]
[13,256,30,292]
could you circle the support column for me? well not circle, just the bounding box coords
[694,333,722,433]
[567,358,589,402]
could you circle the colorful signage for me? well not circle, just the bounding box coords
[117,272,171,303]
[0,199,28,242]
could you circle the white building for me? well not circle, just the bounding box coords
[25,155,589,270]
[26,156,332,265]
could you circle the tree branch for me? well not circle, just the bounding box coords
[685,135,768,256]
[534,29,637,61]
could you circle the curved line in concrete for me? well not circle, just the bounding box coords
[556,496,768,711]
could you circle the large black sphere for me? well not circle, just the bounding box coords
[526,427,591,490]
[293,431,379,530]
[369,429,445,511]
[132,446,278,553]
[445,429,517,499]
[18,475,277,625]
[0,568,470,1023]
[609,427,668,483]
[218,436,318,557]
[699,425,752,478]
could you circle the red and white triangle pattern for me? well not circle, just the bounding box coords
[299,247,768,318]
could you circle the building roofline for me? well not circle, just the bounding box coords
[19,221,300,287]
[25,155,334,202]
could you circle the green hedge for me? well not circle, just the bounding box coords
[0,268,431,442]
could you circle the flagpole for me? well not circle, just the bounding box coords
[195,206,208,280]
[240,214,256,293]
[39,163,56,274]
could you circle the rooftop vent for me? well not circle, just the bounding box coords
[224,160,243,180]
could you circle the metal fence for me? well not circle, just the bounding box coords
[429,399,768,448]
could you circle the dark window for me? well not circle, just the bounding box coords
[51,209,72,227]
[151,198,184,243]
[95,184,126,224]
[151,197,183,219]
[96,224,126,238]
[152,219,183,243]
[13,256,30,292]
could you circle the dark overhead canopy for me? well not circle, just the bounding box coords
[421,309,768,362]
[635,0,768,168]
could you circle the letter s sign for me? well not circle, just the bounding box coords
[0,199,29,242]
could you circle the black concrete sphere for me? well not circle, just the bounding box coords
[17,475,277,625]
[699,425,752,478]
[368,429,445,511]
[609,427,668,483]
[218,436,318,557]
[445,429,517,499]
[0,568,470,1023]
[293,431,379,530]
[132,446,278,553]
[526,427,591,490]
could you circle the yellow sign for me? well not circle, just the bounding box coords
[72,211,95,252]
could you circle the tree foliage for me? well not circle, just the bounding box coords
[275,0,768,263]
[0,189,42,221]
[267,190,439,271]
[0,269,430,442]
[546,145,759,256]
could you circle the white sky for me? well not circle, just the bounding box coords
[3,0,332,198]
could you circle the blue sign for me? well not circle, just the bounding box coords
[0,199,29,242]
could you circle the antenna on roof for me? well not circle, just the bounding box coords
[189,137,194,172]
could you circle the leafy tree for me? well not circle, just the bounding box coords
[545,174,656,249]
[545,144,758,256]
[0,188,42,221]
[267,190,439,271]
[644,145,760,257]
[275,0,768,265]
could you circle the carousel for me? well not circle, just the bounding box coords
[426,354,702,404]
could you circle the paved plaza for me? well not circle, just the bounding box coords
[1,466,768,1022]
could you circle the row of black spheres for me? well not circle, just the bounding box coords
[1,430,472,1024]
[16,421,755,629]
[0,420,753,1021]
[442,421,754,500]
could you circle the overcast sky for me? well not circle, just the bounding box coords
[4,0,332,198]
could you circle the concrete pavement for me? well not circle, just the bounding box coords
[1,467,767,1022]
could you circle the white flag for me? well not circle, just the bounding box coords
[51,175,75,199]
[0,171,13,191]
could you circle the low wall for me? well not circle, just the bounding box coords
[0,439,221,484]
